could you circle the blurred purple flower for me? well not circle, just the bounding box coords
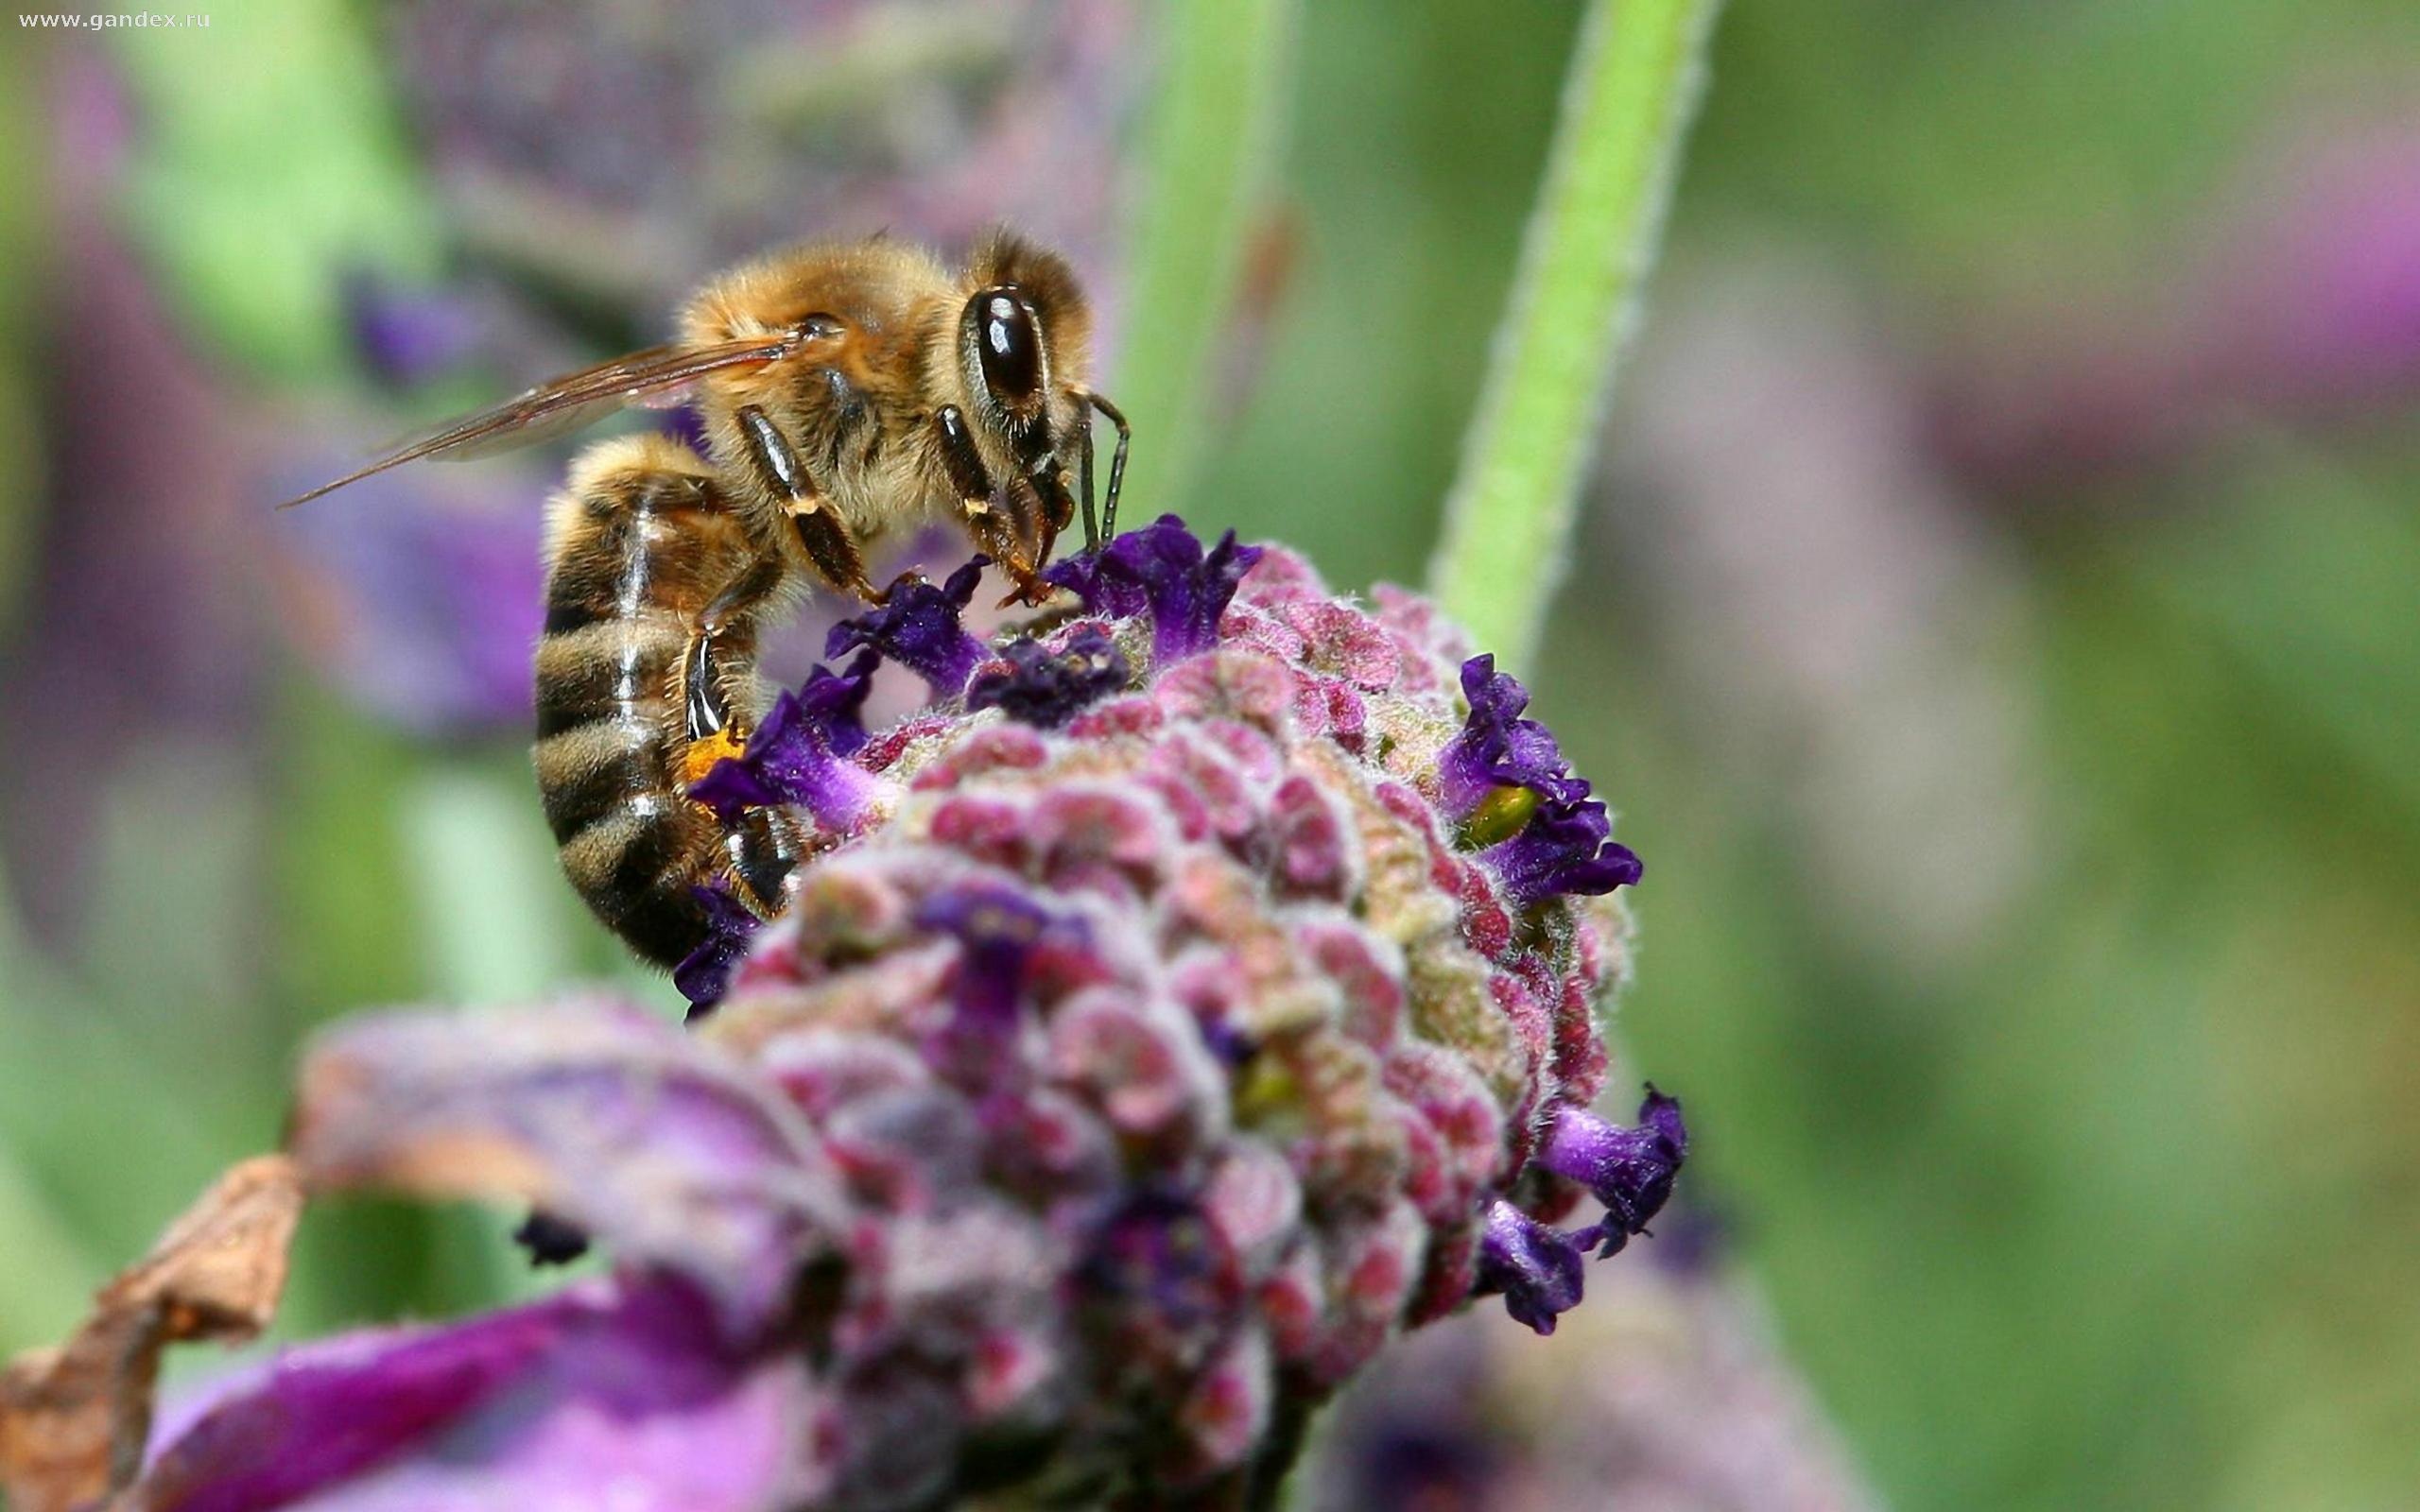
[142,1275,821,1512]
[95,520,1675,1509]
[340,271,487,388]
[1310,1222,1882,1512]
[270,465,548,738]
[1928,111,2420,492]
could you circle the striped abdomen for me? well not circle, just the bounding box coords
[531,437,803,968]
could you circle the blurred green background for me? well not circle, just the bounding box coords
[3,2,2418,1508]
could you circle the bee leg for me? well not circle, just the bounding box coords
[934,404,1049,604]
[694,552,785,639]
[735,402,885,604]
[1024,461,1076,569]
[1080,390,1131,545]
[676,631,802,923]
[1078,405,1098,552]
[788,505,885,606]
[679,551,786,750]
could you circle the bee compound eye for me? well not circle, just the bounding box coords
[972,290,1043,407]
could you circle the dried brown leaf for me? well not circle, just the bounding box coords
[0,1156,302,1512]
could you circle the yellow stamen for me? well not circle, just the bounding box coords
[1459,784,1540,850]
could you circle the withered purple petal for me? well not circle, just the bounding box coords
[825,558,989,698]
[964,626,1131,728]
[1474,1200,1586,1336]
[1540,1088,1688,1260]
[287,1003,848,1332]
[691,651,882,829]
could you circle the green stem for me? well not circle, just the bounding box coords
[1109,0,1299,520]
[1427,0,1722,669]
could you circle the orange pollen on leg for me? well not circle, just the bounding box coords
[680,726,750,792]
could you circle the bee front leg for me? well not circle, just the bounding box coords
[1024,460,1076,569]
[934,404,1049,605]
[1080,391,1131,547]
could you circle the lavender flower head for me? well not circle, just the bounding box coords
[9,519,1680,1512]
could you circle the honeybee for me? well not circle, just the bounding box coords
[288,230,1131,970]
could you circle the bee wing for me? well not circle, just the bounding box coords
[279,334,798,507]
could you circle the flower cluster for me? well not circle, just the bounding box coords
[23,518,1679,1511]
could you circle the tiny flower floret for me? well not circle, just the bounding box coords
[825,558,990,698]
[1475,1200,1587,1335]
[1539,1088,1688,1259]
[1045,514,1263,665]
[1440,656,1591,818]
[914,885,1072,1033]
[690,651,882,828]
[1081,1188,1241,1334]
[966,625,1131,728]
[1444,658,1642,906]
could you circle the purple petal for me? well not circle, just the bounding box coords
[1477,799,1642,907]
[139,1276,818,1512]
[272,466,546,737]
[1472,1200,1585,1336]
[287,1003,849,1332]
[1044,515,1261,666]
[1438,656,1590,821]
[1537,1088,1688,1259]
[1431,655,1645,904]
[825,559,989,699]
[673,885,764,1019]
[964,625,1131,729]
[691,652,884,830]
